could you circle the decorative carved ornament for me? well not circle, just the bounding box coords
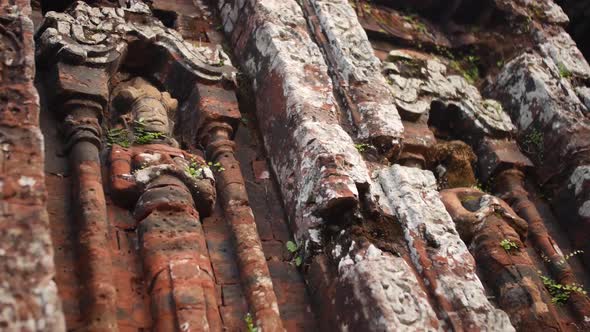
[36,1,235,83]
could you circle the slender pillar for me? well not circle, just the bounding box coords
[495,168,590,323]
[64,100,118,331]
[202,122,284,331]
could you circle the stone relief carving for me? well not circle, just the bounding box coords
[107,77,221,330]
[36,1,234,82]
[108,77,216,214]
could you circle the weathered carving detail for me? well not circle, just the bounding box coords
[108,77,221,330]
[384,50,515,138]
[36,1,234,82]
[109,77,215,213]
[303,0,404,156]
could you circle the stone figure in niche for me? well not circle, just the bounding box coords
[107,77,221,330]
[108,77,215,216]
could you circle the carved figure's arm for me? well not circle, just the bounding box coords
[109,145,139,205]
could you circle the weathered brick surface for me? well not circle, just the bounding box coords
[0,0,65,330]
[22,0,590,331]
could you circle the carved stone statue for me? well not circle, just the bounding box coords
[108,77,221,330]
[108,77,215,214]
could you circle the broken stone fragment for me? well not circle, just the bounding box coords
[334,241,441,331]
[477,138,534,183]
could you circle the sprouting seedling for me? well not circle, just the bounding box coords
[286,240,303,267]
[244,313,258,332]
[500,239,519,252]
[133,119,166,145]
[186,161,205,179]
[208,161,225,172]
[354,143,372,153]
[106,127,131,147]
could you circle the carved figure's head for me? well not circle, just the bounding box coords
[112,77,178,135]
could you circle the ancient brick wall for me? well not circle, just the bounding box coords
[2,0,590,331]
[0,0,65,330]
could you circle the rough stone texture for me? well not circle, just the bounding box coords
[217,0,372,241]
[303,0,404,154]
[378,165,514,331]
[487,52,589,180]
[334,241,440,331]
[0,1,65,330]
[10,0,590,330]
[384,50,515,141]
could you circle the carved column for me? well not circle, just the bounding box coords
[108,77,223,331]
[441,188,564,331]
[190,82,284,331]
[40,63,118,330]
[66,98,119,331]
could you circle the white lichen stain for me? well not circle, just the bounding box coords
[18,176,36,187]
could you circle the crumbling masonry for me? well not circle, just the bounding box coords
[3,0,590,331]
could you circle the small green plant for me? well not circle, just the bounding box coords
[106,127,131,147]
[244,313,258,332]
[500,239,519,252]
[557,62,572,79]
[539,273,587,305]
[286,240,303,267]
[133,119,166,145]
[207,161,225,173]
[401,13,427,34]
[354,143,372,153]
[450,55,480,84]
[186,160,206,179]
[523,128,544,160]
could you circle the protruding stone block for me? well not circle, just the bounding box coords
[477,138,534,183]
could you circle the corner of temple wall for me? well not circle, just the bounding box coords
[0,1,65,330]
